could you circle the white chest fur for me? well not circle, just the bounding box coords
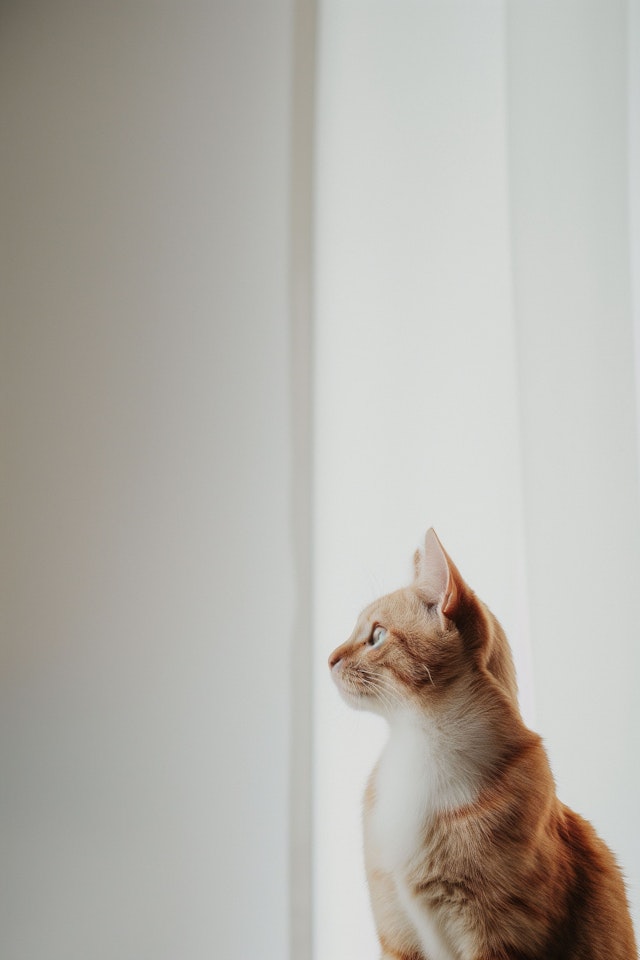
[370,718,431,873]
[370,712,479,873]
[395,876,459,960]
[368,711,484,960]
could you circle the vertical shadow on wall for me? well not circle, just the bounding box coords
[289,1,316,958]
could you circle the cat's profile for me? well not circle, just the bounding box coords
[329,528,637,960]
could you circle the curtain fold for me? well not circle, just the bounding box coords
[506,0,640,930]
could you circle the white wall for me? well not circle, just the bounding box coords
[631,0,640,455]
[0,3,296,958]
[313,1,640,956]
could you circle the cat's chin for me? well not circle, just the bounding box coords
[334,681,365,709]
[335,681,387,715]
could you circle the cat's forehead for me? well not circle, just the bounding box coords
[356,588,417,633]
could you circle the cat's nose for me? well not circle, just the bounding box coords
[329,640,351,671]
[328,650,343,671]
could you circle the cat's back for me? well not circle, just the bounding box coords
[550,803,637,959]
[439,759,638,960]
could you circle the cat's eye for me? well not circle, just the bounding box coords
[368,625,387,649]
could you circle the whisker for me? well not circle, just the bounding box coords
[358,674,397,713]
[359,672,403,712]
[359,677,394,711]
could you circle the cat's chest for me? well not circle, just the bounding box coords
[369,729,431,872]
[367,719,478,874]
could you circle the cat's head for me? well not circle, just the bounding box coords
[328,528,518,718]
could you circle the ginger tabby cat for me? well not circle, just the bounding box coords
[328,529,637,960]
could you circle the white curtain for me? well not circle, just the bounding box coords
[312,2,640,957]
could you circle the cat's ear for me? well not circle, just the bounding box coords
[414,528,468,624]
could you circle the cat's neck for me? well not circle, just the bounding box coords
[383,684,514,814]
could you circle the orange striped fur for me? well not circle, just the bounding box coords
[328,529,636,960]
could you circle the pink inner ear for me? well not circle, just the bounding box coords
[441,579,458,617]
[416,528,450,605]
